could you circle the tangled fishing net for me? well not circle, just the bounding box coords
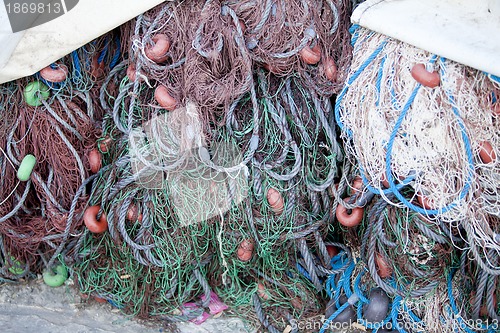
[0,32,121,280]
[70,0,353,331]
[328,25,499,332]
[336,26,499,256]
[1,2,499,333]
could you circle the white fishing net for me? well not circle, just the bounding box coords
[336,26,500,273]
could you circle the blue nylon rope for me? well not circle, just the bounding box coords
[391,295,409,333]
[487,73,500,84]
[375,56,386,107]
[357,164,414,196]
[71,51,82,79]
[349,24,360,46]
[402,303,423,325]
[336,31,477,215]
[353,270,370,303]
[296,263,312,281]
[109,36,121,69]
[334,39,389,135]
[342,261,355,298]
[383,56,475,215]
[98,37,109,64]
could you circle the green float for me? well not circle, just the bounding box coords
[43,264,68,287]
[23,81,50,107]
[17,154,36,181]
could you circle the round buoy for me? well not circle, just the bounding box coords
[411,63,440,88]
[24,81,50,107]
[88,149,102,174]
[375,252,393,278]
[323,57,338,82]
[363,288,390,323]
[300,44,321,65]
[479,141,496,164]
[326,245,339,258]
[416,192,434,210]
[43,264,68,287]
[145,34,171,63]
[336,198,364,227]
[84,206,108,234]
[155,85,177,111]
[325,296,356,323]
[257,282,269,300]
[267,187,284,215]
[237,239,254,262]
[126,203,143,223]
[98,137,113,153]
[40,64,68,83]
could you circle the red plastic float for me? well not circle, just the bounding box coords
[336,197,363,227]
[479,141,497,164]
[155,85,177,111]
[88,148,102,174]
[411,63,440,88]
[145,34,170,63]
[237,239,254,262]
[323,57,338,82]
[300,44,321,65]
[267,187,284,215]
[375,253,392,278]
[40,64,68,83]
[84,205,108,234]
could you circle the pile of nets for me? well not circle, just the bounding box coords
[54,0,352,331]
[1,2,499,333]
[0,32,121,281]
[325,25,499,333]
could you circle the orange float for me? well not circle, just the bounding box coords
[84,206,108,234]
[237,239,254,262]
[479,141,497,164]
[351,176,363,194]
[493,102,500,116]
[257,282,269,300]
[155,85,177,111]
[323,57,338,82]
[267,187,284,215]
[375,253,392,278]
[145,34,170,63]
[127,203,143,223]
[326,245,339,258]
[88,149,102,174]
[98,137,113,153]
[40,64,68,83]
[411,63,440,88]
[416,192,434,210]
[300,44,321,65]
[335,198,363,227]
[126,63,138,82]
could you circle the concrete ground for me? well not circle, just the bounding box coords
[0,277,251,333]
[0,277,364,333]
